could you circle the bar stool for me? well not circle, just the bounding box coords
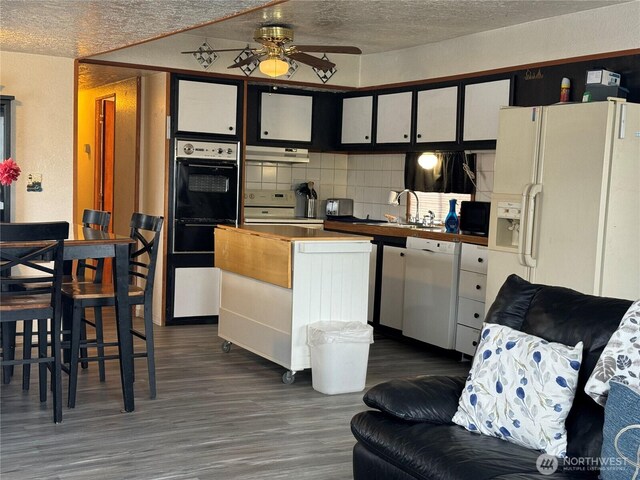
[61,213,163,407]
[20,209,111,388]
[0,221,68,423]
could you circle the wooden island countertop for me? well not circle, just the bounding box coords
[323,220,488,246]
[217,224,373,242]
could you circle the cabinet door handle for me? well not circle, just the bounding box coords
[417,133,422,139]
[229,126,234,131]
[474,313,480,318]
[403,134,408,138]
[476,285,482,290]
[365,135,369,140]
[264,131,269,135]
[400,252,405,257]
[477,257,484,263]
[472,341,478,347]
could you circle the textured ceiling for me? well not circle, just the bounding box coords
[0,0,629,59]
[185,0,630,55]
[0,0,275,58]
[1,0,630,89]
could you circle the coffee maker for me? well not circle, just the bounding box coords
[295,181,318,218]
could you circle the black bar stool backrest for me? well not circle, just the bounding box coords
[82,209,111,232]
[0,222,69,242]
[76,209,111,281]
[0,221,69,315]
[128,213,163,295]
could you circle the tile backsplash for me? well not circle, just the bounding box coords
[244,150,495,219]
[245,152,348,217]
[346,154,406,220]
[474,151,495,203]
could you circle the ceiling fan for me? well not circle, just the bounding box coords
[181,25,362,78]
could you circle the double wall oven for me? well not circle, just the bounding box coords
[167,139,239,325]
[173,139,239,253]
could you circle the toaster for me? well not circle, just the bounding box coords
[325,198,354,217]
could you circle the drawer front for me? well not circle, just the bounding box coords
[461,243,488,274]
[456,324,481,357]
[458,270,487,302]
[457,297,485,329]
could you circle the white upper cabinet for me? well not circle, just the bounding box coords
[376,92,412,144]
[415,86,458,143]
[341,96,373,144]
[260,93,313,142]
[177,80,238,135]
[463,79,511,141]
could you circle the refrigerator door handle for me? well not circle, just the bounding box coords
[518,183,533,266]
[522,183,542,268]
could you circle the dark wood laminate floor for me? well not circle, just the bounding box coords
[1,315,470,480]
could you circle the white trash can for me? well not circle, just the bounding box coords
[307,321,374,395]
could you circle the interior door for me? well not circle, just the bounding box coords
[95,97,115,282]
[102,99,115,230]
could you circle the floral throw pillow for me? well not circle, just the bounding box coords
[452,323,583,457]
[585,300,640,407]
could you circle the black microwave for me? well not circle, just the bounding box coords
[459,201,491,236]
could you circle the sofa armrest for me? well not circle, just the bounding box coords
[363,375,466,424]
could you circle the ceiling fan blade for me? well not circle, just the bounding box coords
[287,52,336,70]
[181,48,253,54]
[227,53,264,69]
[291,45,362,55]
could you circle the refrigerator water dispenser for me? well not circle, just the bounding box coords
[495,201,522,248]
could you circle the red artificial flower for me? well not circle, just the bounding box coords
[0,158,21,186]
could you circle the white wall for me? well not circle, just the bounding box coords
[359,2,640,86]
[0,51,74,224]
[140,72,169,325]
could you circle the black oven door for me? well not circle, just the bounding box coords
[175,160,238,223]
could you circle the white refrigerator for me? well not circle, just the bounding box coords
[486,98,640,305]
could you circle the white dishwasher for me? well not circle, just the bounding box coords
[402,237,461,349]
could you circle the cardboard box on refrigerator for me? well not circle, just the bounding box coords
[585,69,621,86]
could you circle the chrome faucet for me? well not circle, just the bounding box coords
[423,210,435,227]
[388,189,420,224]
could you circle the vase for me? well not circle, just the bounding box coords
[445,199,459,233]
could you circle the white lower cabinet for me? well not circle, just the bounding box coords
[455,243,488,356]
[379,245,405,330]
[456,324,482,357]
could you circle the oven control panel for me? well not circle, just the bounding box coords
[176,140,238,162]
[244,189,296,207]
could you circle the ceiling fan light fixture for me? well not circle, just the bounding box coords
[259,56,289,78]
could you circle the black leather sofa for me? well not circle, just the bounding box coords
[351,274,633,480]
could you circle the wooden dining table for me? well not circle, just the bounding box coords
[64,224,136,412]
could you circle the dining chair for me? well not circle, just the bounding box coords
[19,209,111,388]
[61,213,163,407]
[0,221,69,423]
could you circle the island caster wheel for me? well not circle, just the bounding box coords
[282,370,296,385]
[221,341,232,353]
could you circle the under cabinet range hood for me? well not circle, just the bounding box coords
[245,145,309,163]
